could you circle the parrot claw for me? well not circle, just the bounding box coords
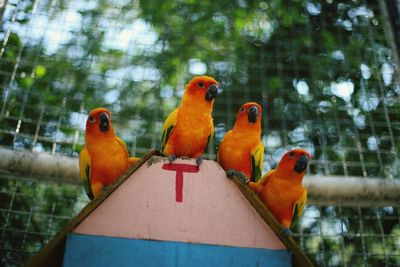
[195,157,203,166]
[226,170,249,184]
[226,169,235,178]
[167,154,177,163]
[280,227,294,236]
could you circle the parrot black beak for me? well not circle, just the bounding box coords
[294,154,309,173]
[248,106,259,123]
[205,84,218,101]
[99,112,110,132]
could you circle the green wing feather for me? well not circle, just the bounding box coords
[161,107,179,152]
[250,142,264,182]
[290,189,307,230]
[79,147,94,200]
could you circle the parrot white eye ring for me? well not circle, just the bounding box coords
[89,116,96,124]
[239,107,246,113]
[289,151,295,158]
[198,82,204,88]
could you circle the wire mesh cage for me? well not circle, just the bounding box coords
[0,0,399,266]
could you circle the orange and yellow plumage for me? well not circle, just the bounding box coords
[79,108,139,199]
[249,148,310,229]
[217,102,264,182]
[161,76,219,158]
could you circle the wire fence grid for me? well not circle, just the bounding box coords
[0,0,399,266]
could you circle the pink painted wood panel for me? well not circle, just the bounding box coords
[74,157,286,250]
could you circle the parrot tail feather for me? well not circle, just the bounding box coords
[167,154,177,163]
[280,227,294,237]
[195,156,203,166]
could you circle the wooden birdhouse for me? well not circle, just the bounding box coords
[26,151,313,267]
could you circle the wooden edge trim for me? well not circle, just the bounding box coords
[230,175,315,267]
[24,149,162,267]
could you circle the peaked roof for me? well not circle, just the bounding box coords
[25,150,314,267]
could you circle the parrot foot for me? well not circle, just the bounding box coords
[280,227,294,236]
[195,157,203,166]
[226,170,249,184]
[167,154,177,163]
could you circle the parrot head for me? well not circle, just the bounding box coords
[276,148,311,181]
[234,102,262,129]
[183,76,219,106]
[85,108,115,139]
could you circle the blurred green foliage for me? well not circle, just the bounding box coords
[0,0,399,266]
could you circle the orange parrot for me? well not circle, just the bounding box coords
[217,102,264,182]
[249,148,310,230]
[161,76,219,164]
[79,108,139,199]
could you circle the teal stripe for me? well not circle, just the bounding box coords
[63,233,292,267]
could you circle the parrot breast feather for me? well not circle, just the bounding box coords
[290,189,307,230]
[251,142,264,182]
[161,107,178,152]
[79,147,94,200]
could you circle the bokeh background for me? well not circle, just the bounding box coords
[1,0,400,266]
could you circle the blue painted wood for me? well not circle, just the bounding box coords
[63,233,292,267]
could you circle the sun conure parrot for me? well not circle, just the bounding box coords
[249,148,310,230]
[161,76,219,164]
[217,102,264,182]
[79,108,139,199]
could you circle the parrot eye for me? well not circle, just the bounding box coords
[289,151,295,158]
[239,107,246,113]
[198,82,204,88]
[89,116,96,124]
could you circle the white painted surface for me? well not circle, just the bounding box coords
[74,157,286,250]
